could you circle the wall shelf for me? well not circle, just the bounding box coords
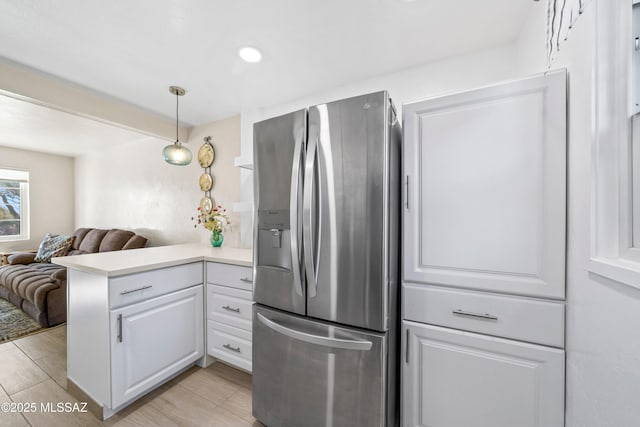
[234,156,253,170]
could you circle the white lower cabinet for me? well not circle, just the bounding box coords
[66,262,205,419]
[110,285,204,408]
[402,321,565,427]
[205,262,253,372]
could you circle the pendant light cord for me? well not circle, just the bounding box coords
[175,90,179,144]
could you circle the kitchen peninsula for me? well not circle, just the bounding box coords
[52,243,252,420]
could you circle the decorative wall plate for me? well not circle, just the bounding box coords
[199,196,214,214]
[199,173,213,191]
[198,143,215,168]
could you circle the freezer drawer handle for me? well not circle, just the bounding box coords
[222,305,241,313]
[120,285,152,295]
[223,343,241,353]
[452,309,498,321]
[257,313,373,351]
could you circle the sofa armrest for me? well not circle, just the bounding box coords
[8,252,37,265]
[50,268,67,282]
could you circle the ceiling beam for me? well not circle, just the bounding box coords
[0,58,190,142]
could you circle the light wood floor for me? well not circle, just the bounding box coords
[0,325,262,426]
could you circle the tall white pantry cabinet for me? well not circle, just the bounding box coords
[401,70,567,427]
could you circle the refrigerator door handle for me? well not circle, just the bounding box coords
[290,133,305,297]
[257,313,373,351]
[303,136,318,297]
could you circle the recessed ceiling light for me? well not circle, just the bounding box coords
[238,46,262,63]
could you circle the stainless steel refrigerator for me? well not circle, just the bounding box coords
[252,91,401,427]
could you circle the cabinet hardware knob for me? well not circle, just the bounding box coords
[452,309,498,321]
[223,343,241,353]
[120,285,152,295]
[222,305,241,313]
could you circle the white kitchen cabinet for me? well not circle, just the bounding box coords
[402,321,565,427]
[110,285,203,408]
[205,261,253,372]
[402,70,567,300]
[403,283,565,348]
[401,71,567,427]
[65,262,204,419]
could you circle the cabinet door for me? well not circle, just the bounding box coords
[403,70,566,299]
[110,285,204,408]
[402,321,564,427]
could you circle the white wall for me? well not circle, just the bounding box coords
[0,146,75,251]
[237,43,522,246]
[517,3,640,425]
[74,115,241,247]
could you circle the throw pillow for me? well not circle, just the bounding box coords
[34,233,74,263]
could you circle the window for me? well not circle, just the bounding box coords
[589,0,640,288]
[0,169,29,242]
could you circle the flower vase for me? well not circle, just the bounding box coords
[210,230,224,247]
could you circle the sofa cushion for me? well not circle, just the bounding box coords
[0,263,62,311]
[70,228,92,250]
[77,229,109,253]
[122,235,148,250]
[34,233,74,263]
[99,230,135,252]
[8,252,36,265]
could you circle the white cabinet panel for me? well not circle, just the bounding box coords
[109,262,203,309]
[111,285,204,408]
[207,284,253,331]
[403,70,566,299]
[207,320,252,372]
[402,321,564,427]
[205,262,253,372]
[206,262,253,291]
[403,283,565,348]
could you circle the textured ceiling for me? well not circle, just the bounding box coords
[0,0,533,125]
[0,0,532,125]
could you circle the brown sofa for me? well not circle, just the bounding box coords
[0,228,147,327]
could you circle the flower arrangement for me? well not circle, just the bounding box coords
[192,205,231,233]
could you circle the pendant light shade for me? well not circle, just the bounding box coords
[163,86,192,166]
[163,143,193,165]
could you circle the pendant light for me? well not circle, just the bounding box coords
[162,86,193,166]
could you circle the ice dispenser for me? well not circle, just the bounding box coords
[256,209,292,271]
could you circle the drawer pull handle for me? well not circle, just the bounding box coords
[452,309,498,321]
[223,343,241,353]
[222,305,241,313]
[120,285,152,295]
[240,277,253,283]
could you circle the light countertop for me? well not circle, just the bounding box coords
[52,243,252,277]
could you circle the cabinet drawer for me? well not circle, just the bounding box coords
[207,284,253,330]
[403,283,564,348]
[207,320,252,372]
[206,262,253,291]
[109,262,203,309]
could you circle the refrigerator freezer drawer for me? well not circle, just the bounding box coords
[253,305,390,427]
